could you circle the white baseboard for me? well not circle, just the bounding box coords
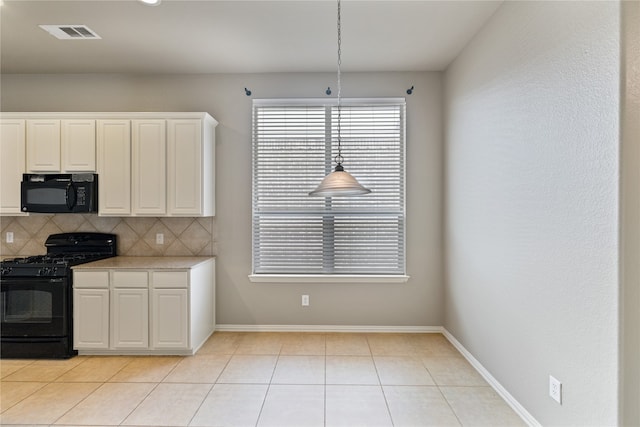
[442,329,541,427]
[215,324,443,333]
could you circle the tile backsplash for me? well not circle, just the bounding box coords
[0,215,216,257]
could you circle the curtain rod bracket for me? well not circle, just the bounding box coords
[406,86,414,95]
[244,87,252,96]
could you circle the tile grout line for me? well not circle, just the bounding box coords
[0,377,47,415]
[5,356,114,424]
[161,354,202,427]
[185,382,216,427]
[116,357,182,426]
[49,357,102,425]
[186,352,235,426]
[8,357,91,424]
[253,341,282,427]
[118,381,163,426]
[437,385,465,427]
[324,336,327,427]
[104,356,136,383]
[367,334,396,427]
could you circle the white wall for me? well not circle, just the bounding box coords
[444,1,620,425]
[1,71,444,327]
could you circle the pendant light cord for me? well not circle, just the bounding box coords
[308,0,371,196]
[336,0,344,168]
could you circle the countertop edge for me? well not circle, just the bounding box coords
[71,256,215,270]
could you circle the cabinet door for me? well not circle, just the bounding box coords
[97,120,131,215]
[167,119,202,216]
[151,288,189,349]
[62,120,96,172]
[111,288,149,349]
[73,288,109,349]
[26,119,60,171]
[132,120,166,215]
[0,119,26,214]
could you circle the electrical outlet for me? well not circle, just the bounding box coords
[156,233,164,245]
[549,375,562,404]
[6,231,14,243]
[301,294,310,306]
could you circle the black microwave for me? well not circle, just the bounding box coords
[21,174,98,213]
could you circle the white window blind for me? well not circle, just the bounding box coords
[252,98,406,275]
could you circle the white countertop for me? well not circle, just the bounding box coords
[72,256,214,270]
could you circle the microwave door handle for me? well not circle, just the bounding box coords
[66,183,77,210]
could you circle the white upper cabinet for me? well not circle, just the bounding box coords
[62,119,96,171]
[27,119,61,171]
[26,119,96,173]
[1,112,217,217]
[132,119,166,216]
[167,119,201,216]
[167,118,215,216]
[0,119,26,215]
[97,120,131,216]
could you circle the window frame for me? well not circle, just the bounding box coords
[250,98,409,283]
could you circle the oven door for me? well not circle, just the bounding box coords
[0,277,68,338]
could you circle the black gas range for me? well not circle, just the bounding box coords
[0,232,117,359]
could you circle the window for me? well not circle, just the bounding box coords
[252,98,406,277]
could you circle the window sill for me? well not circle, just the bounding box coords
[248,274,410,284]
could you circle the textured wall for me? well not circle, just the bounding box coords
[621,1,640,425]
[444,1,620,425]
[0,215,215,257]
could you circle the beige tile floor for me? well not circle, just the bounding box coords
[0,332,526,426]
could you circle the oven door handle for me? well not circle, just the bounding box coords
[66,183,77,210]
[1,337,65,343]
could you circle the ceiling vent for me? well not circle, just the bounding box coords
[39,25,101,40]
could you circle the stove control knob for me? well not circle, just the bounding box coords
[1,267,12,276]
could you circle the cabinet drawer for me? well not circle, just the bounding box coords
[112,271,148,287]
[152,271,188,288]
[73,271,109,288]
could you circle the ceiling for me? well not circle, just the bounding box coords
[0,0,502,74]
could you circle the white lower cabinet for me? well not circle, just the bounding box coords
[111,271,149,349]
[152,288,188,349]
[73,288,109,349]
[72,258,215,355]
[112,288,149,349]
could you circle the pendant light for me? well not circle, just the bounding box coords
[309,0,371,197]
